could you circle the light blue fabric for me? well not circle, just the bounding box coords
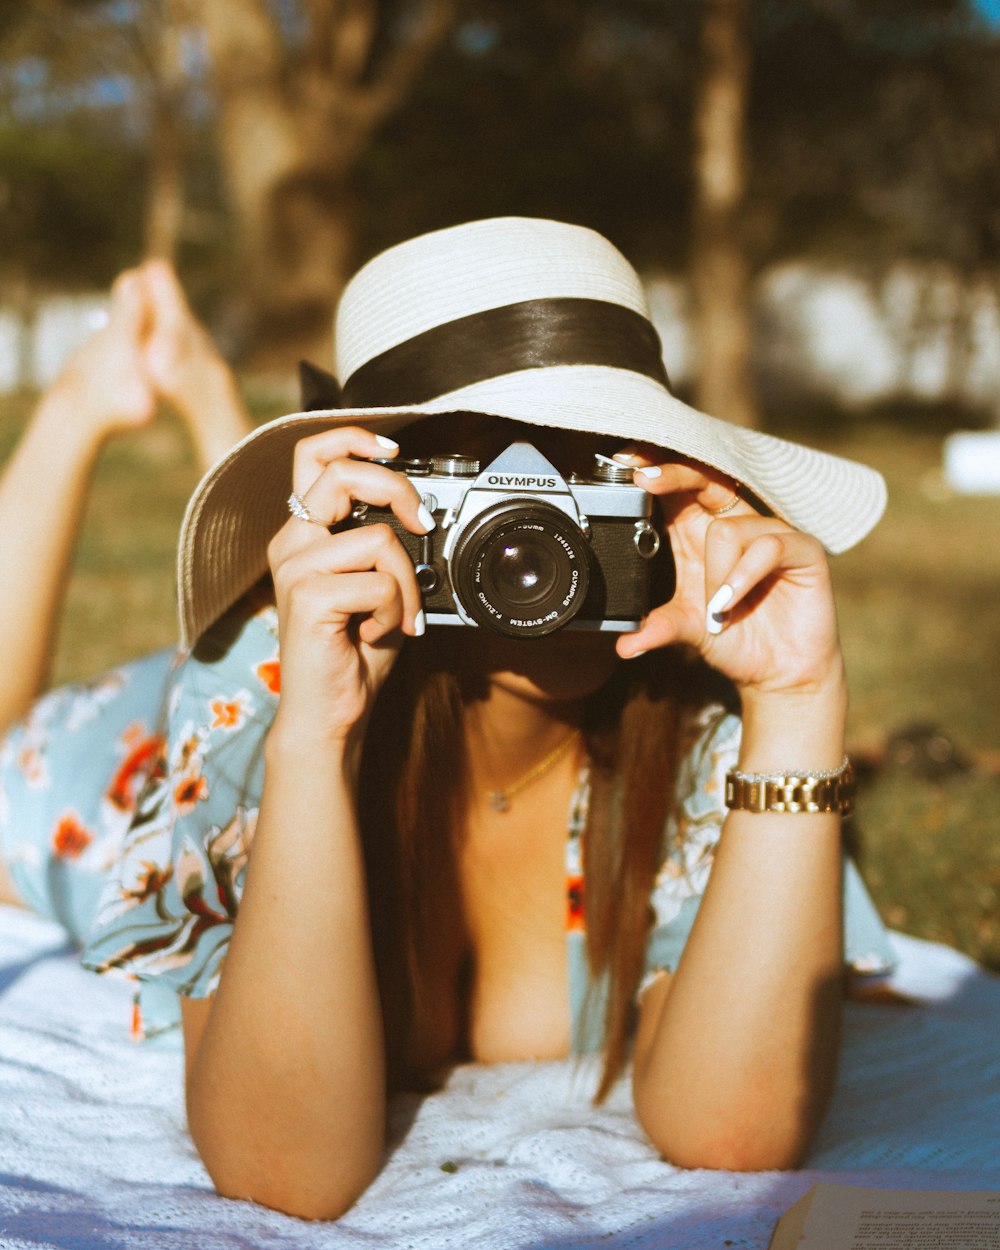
[0,650,178,944]
[1,603,896,1053]
[80,603,280,1022]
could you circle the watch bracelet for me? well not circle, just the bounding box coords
[724,758,855,816]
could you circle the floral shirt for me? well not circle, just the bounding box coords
[77,602,896,1050]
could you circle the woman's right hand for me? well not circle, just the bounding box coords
[266,427,433,751]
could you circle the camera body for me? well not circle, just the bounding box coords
[338,441,672,638]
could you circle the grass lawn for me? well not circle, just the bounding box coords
[2,394,998,969]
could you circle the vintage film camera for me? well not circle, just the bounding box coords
[339,442,674,639]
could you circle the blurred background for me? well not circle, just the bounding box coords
[1,0,998,966]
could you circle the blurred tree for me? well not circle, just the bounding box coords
[143,0,190,263]
[690,0,758,426]
[1,0,997,393]
[748,1,1000,273]
[1,4,133,287]
[0,0,200,277]
[188,0,457,363]
[361,0,699,268]
[368,0,998,419]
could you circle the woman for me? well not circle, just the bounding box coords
[1,218,894,1220]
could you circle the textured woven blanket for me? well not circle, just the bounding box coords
[0,904,997,1249]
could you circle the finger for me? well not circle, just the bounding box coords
[616,516,819,658]
[292,432,435,536]
[297,457,433,532]
[615,597,703,658]
[284,569,406,646]
[293,426,401,493]
[614,450,748,516]
[343,571,407,645]
[704,522,825,636]
[271,522,425,638]
[359,586,407,645]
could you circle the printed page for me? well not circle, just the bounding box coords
[770,1185,1000,1250]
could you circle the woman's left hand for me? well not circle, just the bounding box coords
[614,449,843,701]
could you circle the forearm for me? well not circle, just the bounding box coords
[185,732,386,1219]
[633,678,847,1170]
[187,422,432,1216]
[0,391,105,725]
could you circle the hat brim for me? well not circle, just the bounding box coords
[177,370,886,648]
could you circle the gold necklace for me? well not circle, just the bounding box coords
[484,728,582,813]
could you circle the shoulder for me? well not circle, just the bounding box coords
[184,594,281,687]
[170,596,281,727]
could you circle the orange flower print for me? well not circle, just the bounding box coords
[52,812,93,859]
[255,658,281,695]
[107,730,165,812]
[566,873,585,932]
[174,773,209,812]
[210,695,247,732]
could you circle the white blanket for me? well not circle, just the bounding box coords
[1,904,997,1249]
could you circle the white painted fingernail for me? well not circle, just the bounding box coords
[613,452,641,464]
[706,584,734,635]
[375,434,399,449]
[635,465,661,479]
[416,503,436,532]
[413,610,426,637]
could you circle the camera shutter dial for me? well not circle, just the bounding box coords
[430,454,480,477]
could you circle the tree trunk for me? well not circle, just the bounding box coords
[191,0,455,367]
[690,0,759,428]
[143,0,188,262]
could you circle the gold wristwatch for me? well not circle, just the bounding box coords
[724,759,855,816]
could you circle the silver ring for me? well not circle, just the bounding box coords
[287,491,331,527]
[706,494,740,517]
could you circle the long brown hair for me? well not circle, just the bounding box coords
[356,629,733,1101]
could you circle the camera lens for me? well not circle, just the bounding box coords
[488,538,559,606]
[451,501,590,638]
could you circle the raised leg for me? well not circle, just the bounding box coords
[141,260,251,471]
[0,270,158,736]
[0,261,253,737]
[0,263,251,908]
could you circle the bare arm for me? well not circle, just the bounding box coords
[632,682,846,1170]
[181,427,430,1219]
[184,731,386,1218]
[617,455,849,1170]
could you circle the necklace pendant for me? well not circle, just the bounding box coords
[487,790,510,813]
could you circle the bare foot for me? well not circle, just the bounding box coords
[141,260,251,469]
[35,268,157,455]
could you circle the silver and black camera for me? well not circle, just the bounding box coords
[339,441,673,638]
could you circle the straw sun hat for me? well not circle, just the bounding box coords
[177,216,887,648]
